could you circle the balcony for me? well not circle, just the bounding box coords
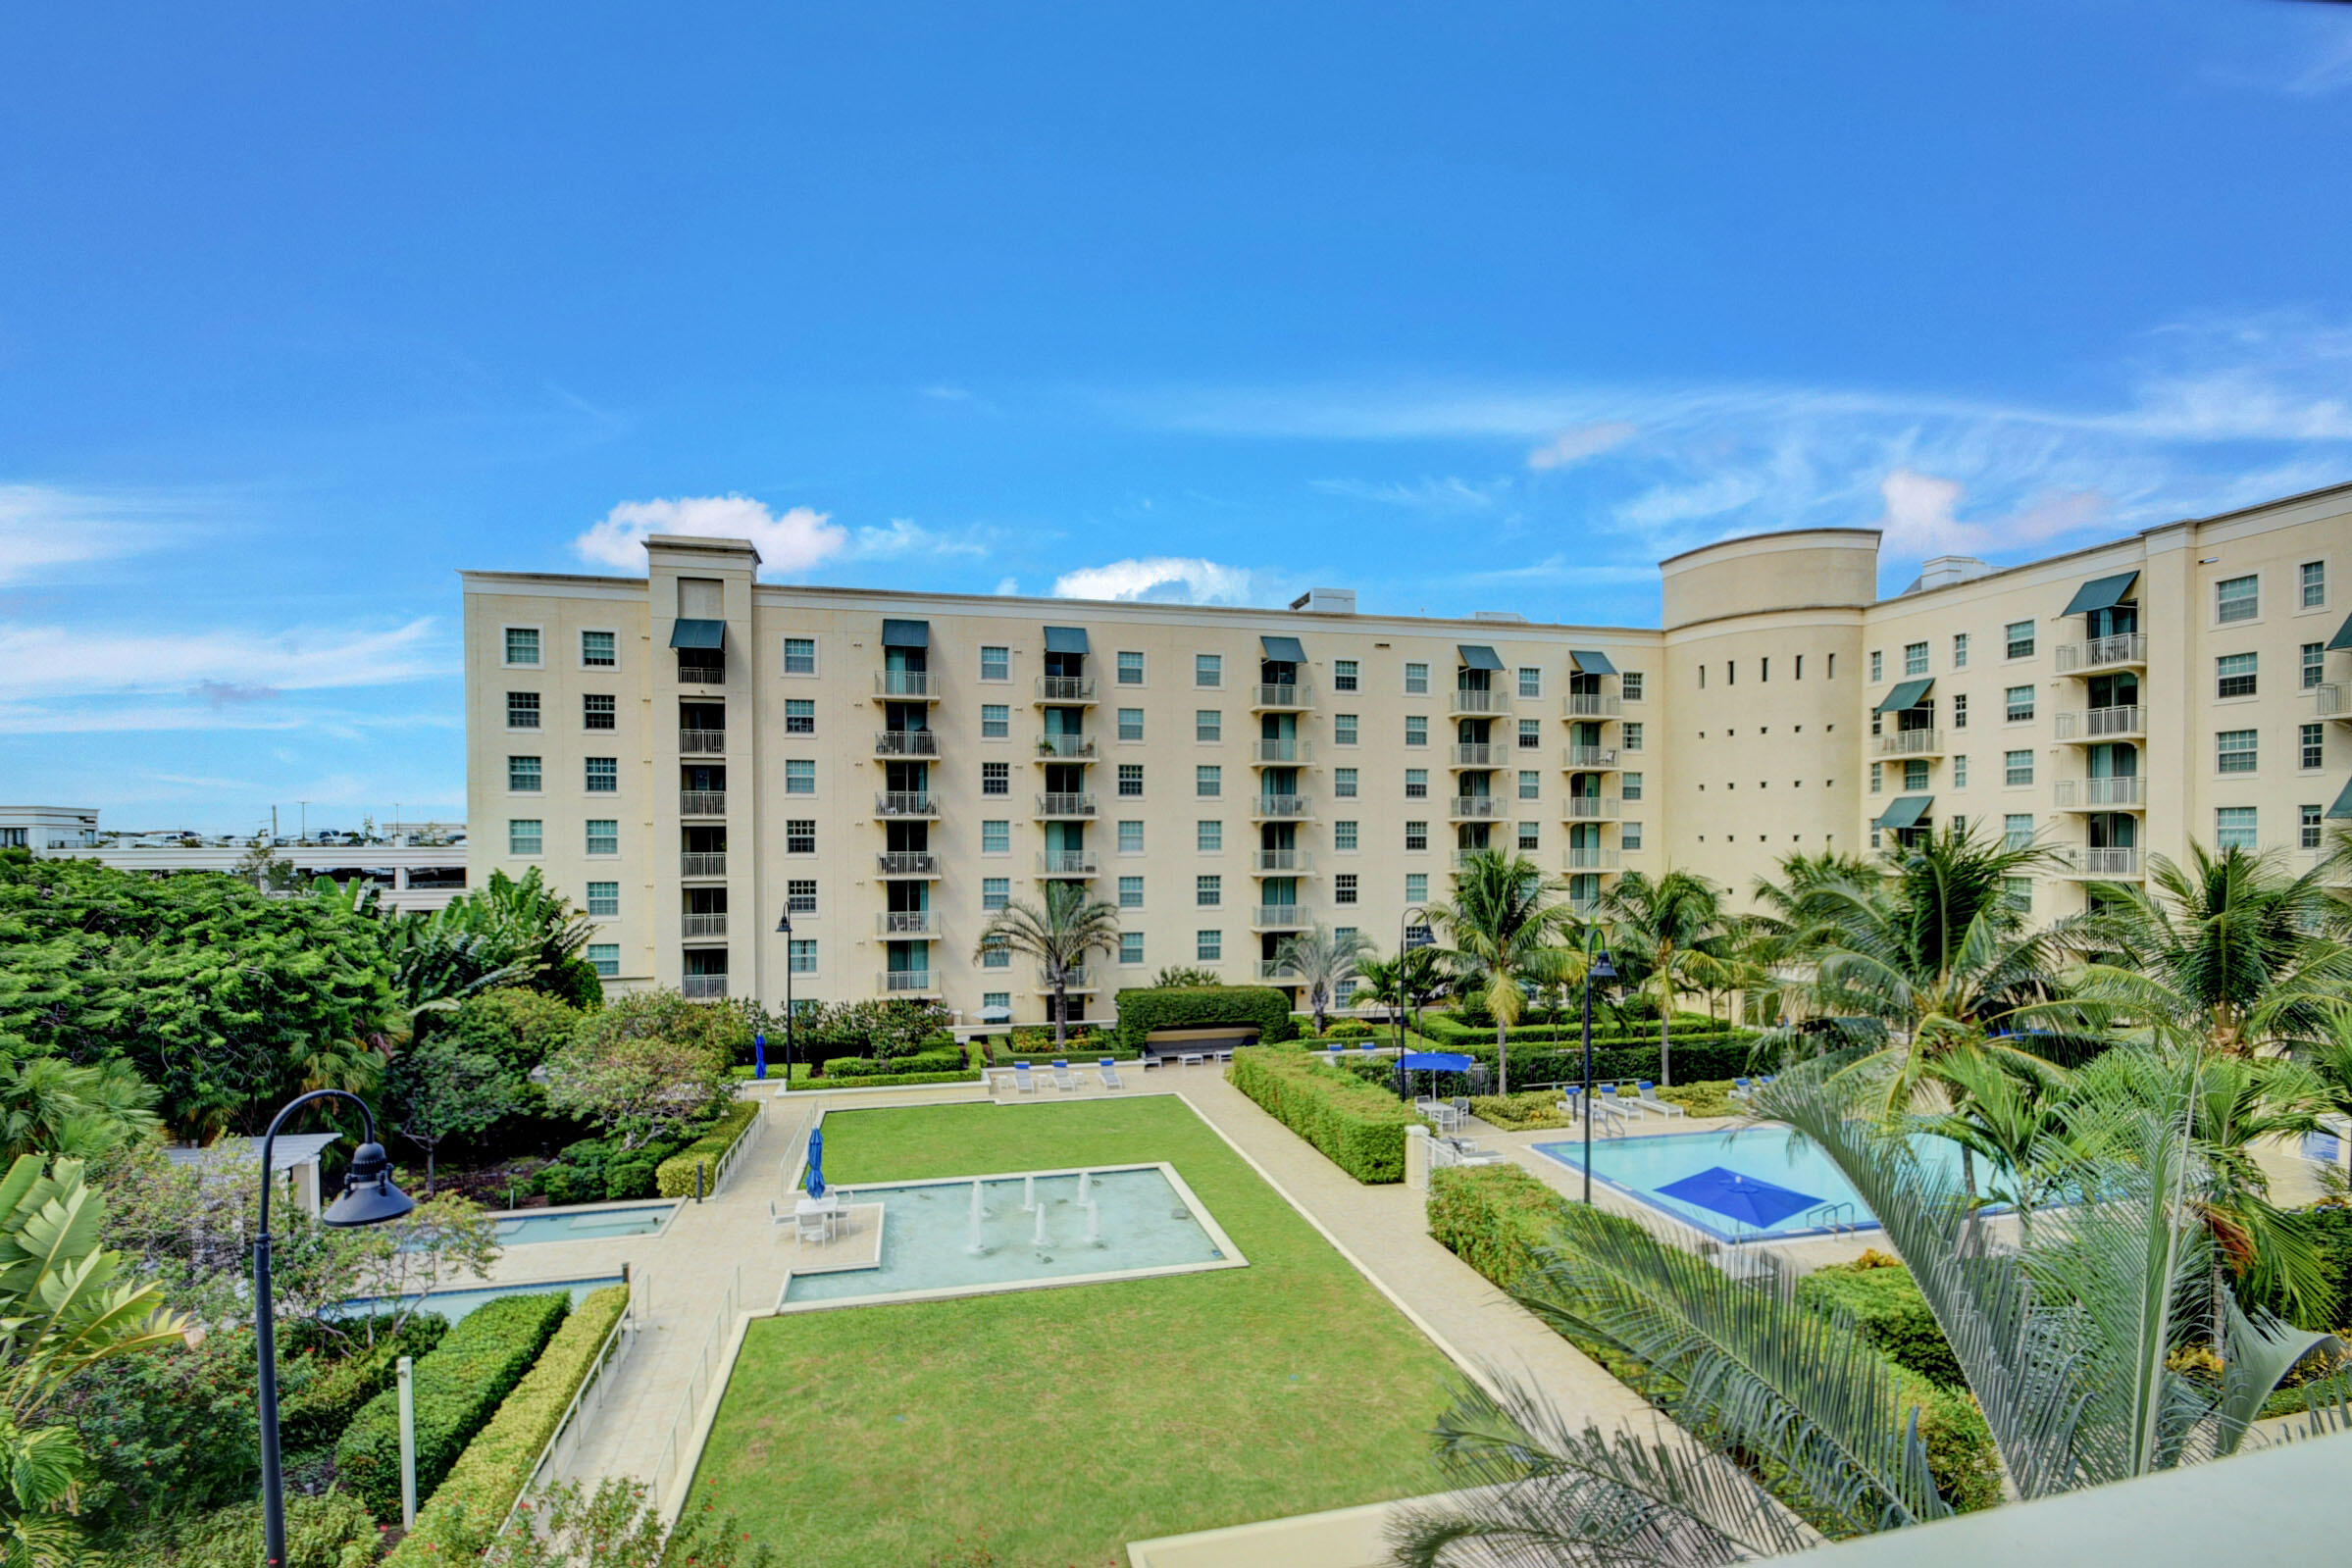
[1252,904,1312,931]
[2320,683,2351,721]
[1563,745,1619,770]
[874,730,940,758]
[1037,850,1099,877]
[679,728,726,754]
[1448,795,1507,820]
[1252,793,1311,820]
[1033,733,1097,761]
[874,791,939,818]
[1449,687,1512,716]
[681,912,729,939]
[1564,846,1622,872]
[1449,743,1506,768]
[1250,682,1312,711]
[680,851,728,879]
[873,671,938,701]
[679,789,727,817]
[1871,728,1945,758]
[1037,966,1098,992]
[2054,777,2148,811]
[1034,675,1097,704]
[2058,845,2144,880]
[1562,795,1621,821]
[1252,848,1313,874]
[1451,848,1493,869]
[876,851,940,878]
[681,974,729,999]
[2055,632,2149,674]
[1255,959,1294,981]
[677,661,725,685]
[1034,791,1097,819]
[1251,737,1313,765]
[876,970,940,995]
[2055,705,2145,741]
[1563,692,1622,719]
[877,910,942,937]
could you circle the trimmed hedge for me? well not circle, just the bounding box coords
[1420,1037,1762,1088]
[1112,986,1298,1051]
[1419,1009,1715,1044]
[1797,1256,1965,1389]
[654,1097,762,1198]
[824,1046,969,1078]
[280,1313,450,1450]
[334,1291,570,1522]
[385,1286,632,1565]
[1227,1047,1422,1183]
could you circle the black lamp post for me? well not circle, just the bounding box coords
[1580,932,1617,1205]
[255,1089,414,1567]
[776,907,796,1091]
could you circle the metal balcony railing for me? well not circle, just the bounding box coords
[877,910,940,936]
[679,729,726,754]
[1255,959,1292,981]
[1449,743,1505,768]
[2055,777,2147,809]
[874,791,938,817]
[1451,848,1490,869]
[1871,728,1944,758]
[1563,692,1622,718]
[2055,705,2145,740]
[2055,632,2148,674]
[1252,904,1311,930]
[1252,737,1312,764]
[874,670,936,699]
[1250,683,1311,709]
[1563,796,1621,820]
[681,912,729,938]
[1252,794,1310,819]
[677,663,724,685]
[1037,850,1099,876]
[1034,733,1097,760]
[2060,846,2144,879]
[877,970,938,994]
[876,851,939,877]
[1035,792,1097,818]
[681,973,729,999]
[1449,687,1511,715]
[1564,846,1621,871]
[1035,675,1096,702]
[1037,966,1096,991]
[2319,683,2350,719]
[1448,796,1506,820]
[1563,746,1619,770]
[680,851,728,878]
[1252,848,1312,874]
[874,730,940,757]
[679,789,727,816]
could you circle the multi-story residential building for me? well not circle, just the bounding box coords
[461,481,2352,1019]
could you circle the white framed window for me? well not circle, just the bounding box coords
[1196,874,1221,906]
[2004,750,2033,786]
[1117,763,1143,797]
[1952,632,1969,670]
[1333,658,1358,691]
[982,703,1009,738]
[785,698,815,734]
[1335,872,1359,904]
[2002,877,2030,913]
[1516,821,1540,851]
[1119,820,1145,853]
[2216,653,2257,699]
[1334,819,1358,851]
[2300,560,2326,610]
[2216,806,2257,849]
[1621,772,1643,800]
[586,882,619,917]
[1117,650,1145,684]
[1119,932,1146,965]
[1334,713,1358,745]
[2303,723,2326,771]
[1622,722,1643,751]
[2216,574,2259,625]
[981,820,1009,854]
[506,691,541,730]
[2005,685,2034,723]
[1119,708,1145,741]
[1517,667,1542,698]
[1904,641,1928,677]
[785,819,816,854]
[1196,709,1221,742]
[503,627,541,667]
[1196,930,1222,962]
[1517,770,1540,799]
[1196,820,1222,852]
[983,990,1011,1012]
[1953,754,1969,787]
[1404,661,1428,694]
[585,819,618,856]
[583,693,614,731]
[1869,762,1883,793]
[1953,693,1969,730]
[581,630,616,668]
[785,759,816,794]
[1196,765,1221,798]
[1904,759,1928,791]
[1620,671,1644,701]
[783,636,817,675]
[2003,813,2033,849]
[2306,643,2327,689]
[1405,768,1429,798]
[588,942,619,978]
[2005,620,2035,659]
[1404,820,1428,851]
[1405,715,1428,747]
[982,877,1009,911]
[1868,650,1883,683]
[1195,653,1222,687]
[1621,821,1644,851]
[790,938,818,974]
[1118,876,1144,909]
[980,645,1009,682]
[1405,873,1428,902]
[1517,719,1541,749]
[1333,767,1358,797]
[2301,804,2325,850]
[2217,729,2257,774]
[982,761,1010,796]
[585,756,617,793]
[788,880,817,914]
[507,755,542,793]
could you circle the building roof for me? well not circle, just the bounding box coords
[162,1133,340,1176]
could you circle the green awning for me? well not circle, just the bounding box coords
[1873,795,1933,831]
[1044,626,1090,654]
[2329,777,2352,821]
[669,619,725,650]
[1570,649,1617,676]
[881,618,930,648]
[1260,634,1305,663]
[2061,571,2139,617]
[1457,644,1504,672]
[1873,678,1934,714]
[2329,611,2352,653]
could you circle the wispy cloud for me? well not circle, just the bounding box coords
[0,619,451,707]
[844,517,994,559]
[1308,475,1511,512]
[1052,557,1256,605]
[1526,422,1637,471]
[0,483,209,584]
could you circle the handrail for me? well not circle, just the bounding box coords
[491,1274,639,1544]
[706,1099,761,1196]
[654,1267,740,1510]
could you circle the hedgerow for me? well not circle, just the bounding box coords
[1111,986,1297,1051]
[1227,1047,1421,1183]
[654,1098,762,1197]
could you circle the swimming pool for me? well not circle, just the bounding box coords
[493,1202,678,1245]
[332,1274,625,1324]
[1533,1127,1974,1243]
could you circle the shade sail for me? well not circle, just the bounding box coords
[1873,794,1933,831]
[1657,1166,1821,1229]
[2061,570,2140,617]
[1260,634,1305,663]
[2330,611,2352,653]
[1043,626,1090,654]
[1873,678,1934,714]
[1570,649,1617,675]
[1398,1052,1475,1073]
[881,618,930,648]
[2331,776,2352,821]
[1457,644,1504,671]
[669,619,726,650]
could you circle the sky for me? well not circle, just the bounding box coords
[4,1,2352,835]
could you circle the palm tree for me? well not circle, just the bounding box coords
[1598,868,1729,1087]
[1273,925,1371,1035]
[973,881,1120,1049]
[1429,849,1578,1096]
[1355,954,1406,1042]
[1909,1046,2076,1232]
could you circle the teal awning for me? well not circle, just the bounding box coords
[1260,634,1305,663]
[1457,644,1504,671]
[1873,795,1933,831]
[669,619,725,650]
[1873,678,1934,714]
[881,618,930,648]
[1044,626,1090,654]
[2329,611,2352,653]
[2330,777,2352,821]
[2061,571,2139,617]
[1570,649,1617,675]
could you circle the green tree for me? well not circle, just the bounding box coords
[1429,849,1578,1095]
[386,1035,520,1195]
[1597,868,1730,1087]
[543,993,736,1152]
[0,1055,160,1164]
[1909,1046,2077,1228]
[1272,924,1371,1036]
[1151,966,1222,987]
[972,882,1120,1049]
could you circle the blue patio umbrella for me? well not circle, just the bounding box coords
[803,1127,825,1199]
[1656,1166,1819,1231]
[753,1030,767,1081]
[1396,1050,1475,1101]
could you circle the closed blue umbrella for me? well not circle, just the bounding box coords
[754,1030,768,1081]
[804,1128,825,1200]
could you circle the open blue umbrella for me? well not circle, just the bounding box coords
[754,1030,768,1081]
[1656,1166,1819,1231]
[803,1127,825,1199]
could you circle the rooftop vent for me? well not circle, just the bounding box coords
[1287,587,1357,614]
[1470,610,1527,623]
[1917,555,1992,590]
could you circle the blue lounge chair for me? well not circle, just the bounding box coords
[1637,1082,1686,1118]
[1050,1059,1079,1091]
[1012,1061,1037,1095]
[1098,1057,1125,1089]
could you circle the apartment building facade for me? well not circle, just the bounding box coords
[462,482,2352,1021]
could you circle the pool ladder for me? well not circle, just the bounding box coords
[1801,1201,1859,1235]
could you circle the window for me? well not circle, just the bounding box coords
[1517,719,1541,749]
[1622,772,1643,800]
[504,627,540,666]
[1405,820,1429,851]
[982,761,1010,796]
[1622,721,1644,751]
[1117,650,1145,684]
[2216,806,2258,850]
[1869,650,1883,683]
[1334,658,1358,691]
[1119,708,1145,741]
[786,819,815,854]
[2304,723,2326,771]
[2005,620,2035,659]
[981,645,1009,682]
[2217,653,2258,699]
[1952,632,1969,670]
[1197,930,1222,962]
[982,820,1009,853]
[1953,693,1969,731]
[1827,653,1836,679]
[1196,765,1221,798]
[1869,762,1883,794]
[785,698,814,733]
[506,690,540,730]
[507,755,542,792]
[2216,574,2259,624]
[1119,932,1145,965]
[1621,821,1644,851]
[1405,768,1429,798]
[1406,873,1429,902]
[2301,560,2326,609]
[1335,713,1359,746]
[588,942,619,978]
[1336,872,1359,905]
[2003,878,2030,913]
[585,756,617,792]
[1904,760,1928,791]
[585,819,618,856]
[2004,813,2033,850]
[1195,709,1220,742]
[580,630,616,667]
[788,880,817,914]
[1517,667,1542,698]
[1195,653,1222,687]
[783,636,816,675]
[1905,641,1929,677]
[1333,767,1358,797]
[1516,821,1540,851]
[1116,763,1143,797]
[2004,750,2033,786]
[983,990,1010,1013]
[982,703,1009,738]
[1621,671,1644,701]
[2005,685,2035,723]
[1196,875,1221,907]
[1517,770,1540,800]
[1404,661,1429,694]
[1197,820,1222,852]
[2217,729,2258,774]
[583,693,614,730]
[1953,754,1969,787]
[1334,819,1358,851]
[1119,820,1144,853]
[790,938,818,974]
[2306,643,2327,689]
[1118,876,1144,908]
[1726,661,1735,685]
[2302,804,2325,850]
[586,882,619,917]
[785,759,816,794]
[1405,715,1428,747]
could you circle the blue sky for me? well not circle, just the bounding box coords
[5,1,2351,834]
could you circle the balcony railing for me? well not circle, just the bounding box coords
[874,730,940,757]
[1452,848,1492,869]
[1035,792,1097,818]
[682,912,729,939]
[1563,692,1622,718]
[1564,846,1622,871]
[874,791,939,817]
[2055,632,2148,674]
[877,970,938,994]
[1563,746,1619,770]
[677,662,725,685]
[1252,737,1313,764]
[1035,675,1096,703]
[877,910,941,937]
[679,728,726,754]
[1034,733,1097,760]
[1252,848,1313,874]
[680,851,728,878]
[1448,796,1507,820]
[1871,728,1944,758]
[2319,683,2350,719]
[1037,966,1097,991]
[681,973,729,999]
[876,851,940,877]
[1252,904,1311,930]
[2055,777,2148,809]
[1037,850,1099,877]
[1563,795,1621,820]
[2060,845,2144,879]
[1255,959,1294,981]
[1250,683,1312,710]
[679,789,727,816]
[1449,687,1511,715]
[2055,705,2145,740]
[1252,794,1310,819]
[1449,743,1505,768]
[873,670,936,699]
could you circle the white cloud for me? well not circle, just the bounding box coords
[0,619,451,703]
[1869,468,2108,559]
[994,577,1020,595]
[572,495,847,575]
[845,518,993,559]
[1052,557,1256,605]
[1308,476,1510,512]
[0,483,198,584]
[1526,422,1637,471]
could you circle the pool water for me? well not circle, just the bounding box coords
[494,1203,677,1245]
[782,1165,1239,1306]
[1533,1127,1974,1242]
[332,1275,624,1324]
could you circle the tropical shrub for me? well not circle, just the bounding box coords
[544,993,737,1152]
[62,1327,262,1536]
[1465,1092,1573,1131]
[280,1312,452,1449]
[824,1047,968,1079]
[110,1491,385,1567]
[1323,1018,1377,1038]
[1227,1047,1420,1183]
[653,1099,761,1198]
[1796,1255,1965,1389]
[443,987,584,1077]
[1111,986,1297,1051]
[791,998,955,1064]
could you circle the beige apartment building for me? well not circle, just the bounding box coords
[462,481,2352,1023]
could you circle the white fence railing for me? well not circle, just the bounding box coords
[654,1267,741,1511]
[491,1275,640,1544]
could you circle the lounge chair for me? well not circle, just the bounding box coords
[1357,1042,1380,1055]
[1324,1042,1346,1059]
[1727,1077,1755,1103]
[1098,1057,1125,1089]
[1447,1137,1506,1167]
[1637,1082,1687,1118]
[1012,1061,1037,1095]
[1559,1085,1583,1119]
[1050,1059,1079,1091]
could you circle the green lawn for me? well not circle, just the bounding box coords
[689,1096,1457,1566]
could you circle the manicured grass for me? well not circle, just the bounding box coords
[690,1096,1457,1566]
